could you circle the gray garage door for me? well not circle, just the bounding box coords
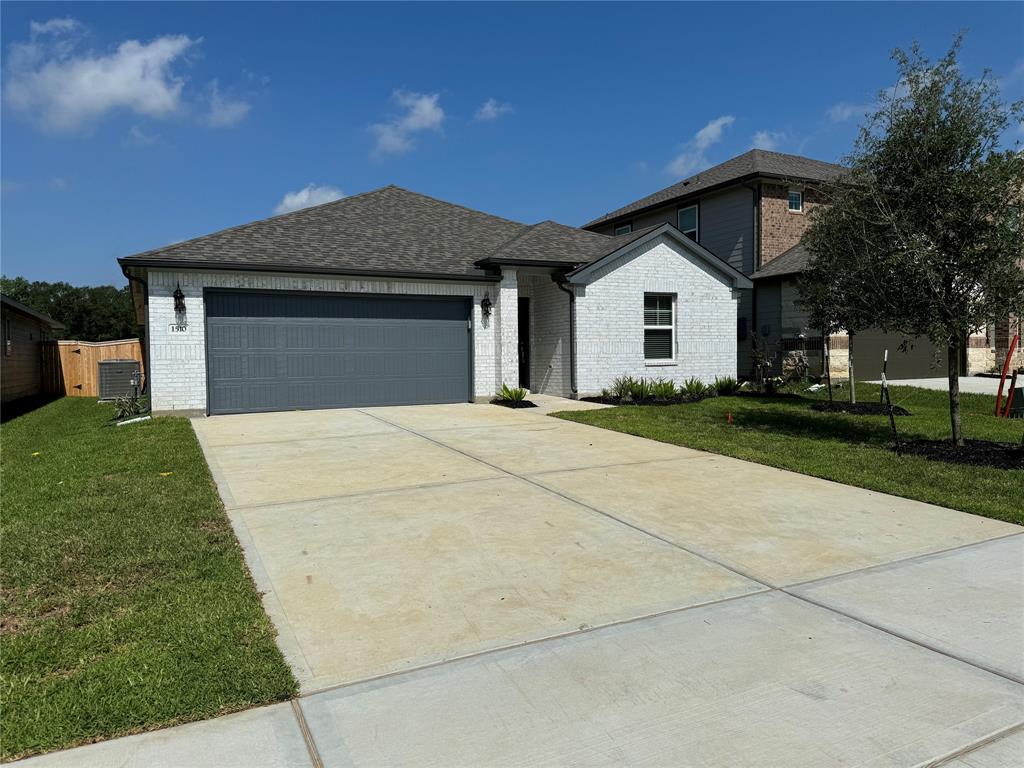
[205,291,471,415]
[853,329,953,380]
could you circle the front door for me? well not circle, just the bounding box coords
[518,297,530,389]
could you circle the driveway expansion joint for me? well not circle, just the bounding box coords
[356,407,1024,691]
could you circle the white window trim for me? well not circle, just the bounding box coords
[643,293,676,364]
[678,204,698,240]
[788,188,803,214]
[614,222,633,235]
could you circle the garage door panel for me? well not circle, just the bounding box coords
[206,292,471,414]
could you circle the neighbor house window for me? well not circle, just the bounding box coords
[643,294,674,361]
[614,222,633,235]
[788,189,803,212]
[677,205,698,241]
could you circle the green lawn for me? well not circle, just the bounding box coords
[0,398,296,760]
[553,383,1023,525]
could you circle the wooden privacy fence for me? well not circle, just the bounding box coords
[42,339,144,397]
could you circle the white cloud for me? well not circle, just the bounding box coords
[274,183,345,215]
[370,90,444,156]
[206,80,251,127]
[29,18,81,37]
[751,130,787,151]
[665,115,734,177]
[826,101,872,123]
[474,98,513,121]
[4,19,197,132]
[125,125,159,145]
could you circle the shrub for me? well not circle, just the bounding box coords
[112,393,145,420]
[713,376,740,396]
[650,378,678,400]
[609,375,636,400]
[628,377,655,401]
[679,377,708,401]
[497,384,528,402]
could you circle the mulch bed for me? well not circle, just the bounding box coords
[490,399,538,409]
[897,438,1024,470]
[811,401,911,416]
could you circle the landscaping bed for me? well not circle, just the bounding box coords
[0,398,296,760]
[552,382,1023,525]
[898,438,1024,470]
[812,401,911,416]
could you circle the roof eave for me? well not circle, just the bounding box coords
[116,258,502,283]
[475,257,583,269]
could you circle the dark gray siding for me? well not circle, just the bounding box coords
[1,310,45,403]
[205,291,471,414]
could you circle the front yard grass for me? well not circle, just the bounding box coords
[0,398,296,760]
[554,383,1023,525]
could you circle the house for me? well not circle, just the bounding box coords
[1,294,64,405]
[583,148,997,379]
[118,186,751,416]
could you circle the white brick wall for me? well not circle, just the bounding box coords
[574,235,739,395]
[518,273,572,397]
[145,269,502,413]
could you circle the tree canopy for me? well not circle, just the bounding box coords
[1,276,138,342]
[799,34,1024,445]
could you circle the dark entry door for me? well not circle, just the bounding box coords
[205,291,471,415]
[518,297,530,389]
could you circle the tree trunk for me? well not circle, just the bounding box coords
[848,332,856,404]
[947,338,963,448]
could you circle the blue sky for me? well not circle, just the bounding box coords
[2,2,1022,285]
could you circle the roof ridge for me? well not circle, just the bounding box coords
[484,221,539,260]
[385,185,527,227]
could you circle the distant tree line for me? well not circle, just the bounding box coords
[1,276,139,342]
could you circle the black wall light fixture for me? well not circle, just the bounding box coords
[481,292,493,318]
[173,283,186,314]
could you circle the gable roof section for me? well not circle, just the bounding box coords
[583,149,846,229]
[118,185,697,282]
[119,186,529,280]
[751,242,811,280]
[0,294,65,329]
[567,224,753,290]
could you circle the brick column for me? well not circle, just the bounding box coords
[497,268,519,389]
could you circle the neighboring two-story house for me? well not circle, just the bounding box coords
[583,149,1001,380]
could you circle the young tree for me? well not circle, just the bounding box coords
[800,35,1024,446]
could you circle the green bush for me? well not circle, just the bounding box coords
[651,378,678,400]
[628,377,655,401]
[112,393,145,420]
[712,376,740,396]
[680,377,708,401]
[610,375,636,400]
[497,384,528,402]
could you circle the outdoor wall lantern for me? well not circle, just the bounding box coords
[480,292,493,318]
[173,283,186,315]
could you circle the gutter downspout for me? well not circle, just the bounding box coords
[120,264,151,396]
[554,274,578,398]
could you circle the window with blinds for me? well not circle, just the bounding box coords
[644,294,674,360]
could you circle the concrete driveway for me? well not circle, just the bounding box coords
[31,401,1019,767]
[867,376,1004,395]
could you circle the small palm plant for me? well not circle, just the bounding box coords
[712,376,740,396]
[497,384,528,403]
[651,378,678,401]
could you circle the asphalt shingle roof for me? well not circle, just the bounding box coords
[751,242,812,280]
[119,186,672,279]
[583,149,846,229]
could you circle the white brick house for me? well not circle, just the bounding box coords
[120,186,751,415]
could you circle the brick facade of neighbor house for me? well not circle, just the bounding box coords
[758,183,826,266]
[994,314,1024,372]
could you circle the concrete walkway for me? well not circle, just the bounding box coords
[21,401,1023,767]
[867,376,1004,395]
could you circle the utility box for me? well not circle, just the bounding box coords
[98,359,141,401]
[1009,387,1024,419]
